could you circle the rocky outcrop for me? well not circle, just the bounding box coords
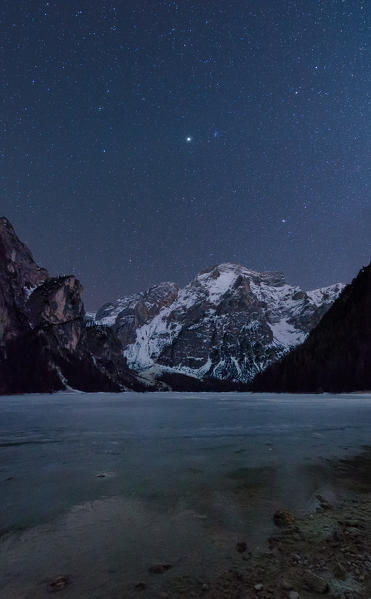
[84,324,143,391]
[26,275,84,353]
[0,217,48,347]
[252,263,371,393]
[96,282,179,347]
[95,263,344,387]
[0,218,146,394]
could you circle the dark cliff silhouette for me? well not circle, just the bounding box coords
[0,217,145,394]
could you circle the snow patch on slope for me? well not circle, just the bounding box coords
[125,310,181,369]
[198,266,239,305]
[307,283,344,307]
[269,319,306,347]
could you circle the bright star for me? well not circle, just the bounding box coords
[186,136,192,142]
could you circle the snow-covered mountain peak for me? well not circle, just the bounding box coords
[196,262,286,287]
[175,262,288,311]
[94,263,344,385]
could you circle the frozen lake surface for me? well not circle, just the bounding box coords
[1,391,371,598]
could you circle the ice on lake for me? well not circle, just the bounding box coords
[1,391,371,598]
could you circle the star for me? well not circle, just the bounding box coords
[186,136,192,143]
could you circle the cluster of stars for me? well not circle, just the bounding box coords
[0,0,369,307]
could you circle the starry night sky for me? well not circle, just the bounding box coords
[1,1,370,309]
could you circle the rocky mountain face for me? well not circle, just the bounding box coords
[95,263,344,387]
[0,218,145,394]
[252,263,371,393]
[0,216,48,348]
[96,281,179,347]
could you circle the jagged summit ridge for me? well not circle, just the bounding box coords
[95,262,344,385]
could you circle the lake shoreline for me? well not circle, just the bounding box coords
[2,393,371,598]
[1,450,371,598]
[143,448,371,598]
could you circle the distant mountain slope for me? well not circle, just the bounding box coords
[252,263,371,393]
[96,281,179,346]
[95,263,343,386]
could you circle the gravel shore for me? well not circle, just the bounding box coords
[141,449,371,599]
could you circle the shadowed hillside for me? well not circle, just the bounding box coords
[253,263,371,393]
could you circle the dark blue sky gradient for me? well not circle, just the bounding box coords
[1,1,370,308]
